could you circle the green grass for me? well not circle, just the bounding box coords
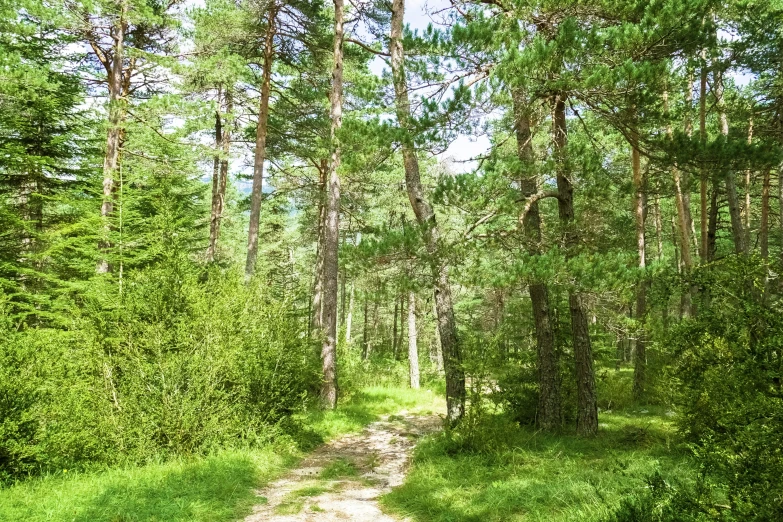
[319,458,359,479]
[0,385,443,522]
[381,407,692,522]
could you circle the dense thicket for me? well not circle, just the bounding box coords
[1,0,782,517]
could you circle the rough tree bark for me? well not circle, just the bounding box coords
[779,166,783,270]
[667,88,694,315]
[707,181,719,261]
[207,92,222,263]
[761,169,770,259]
[744,116,753,250]
[432,297,444,372]
[631,118,647,401]
[716,71,746,254]
[245,7,276,280]
[408,291,420,389]
[362,296,369,360]
[345,282,354,343]
[512,90,561,429]
[700,53,709,261]
[208,89,232,263]
[312,160,327,331]
[553,95,598,436]
[390,0,465,424]
[96,1,128,274]
[392,293,400,359]
[320,0,344,409]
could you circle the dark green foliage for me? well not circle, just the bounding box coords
[667,256,783,520]
[605,472,729,522]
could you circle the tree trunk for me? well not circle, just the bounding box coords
[666,88,694,315]
[707,181,719,261]
[392,297,402,361]
[390,0,465,424]
[320,0,344,409]
[207,92,222,263]
[761,169,770,259]
[699,56,708,261]
[398,293,405,359]
[97,2,127,274]
[745,117,754,251]
[779,166,783,270]
[340,267,346,327]
[312,160,327,331]
[245,7,276,280]
[512,89,561,429]
[672,216,688,319]
[362,296,369,359]
[217,91,231,248]
[432,297,444,371]
[408,291,420,389]
[553,94,597,436]
[345,282,354,343]
[631,119,647,401]
[716,71,746,254]
[370,287,380,357]
[653,194,663,262]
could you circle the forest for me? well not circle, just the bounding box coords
[0,0,782,520]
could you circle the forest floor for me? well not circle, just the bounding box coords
[0,386,444,522]
[244,412,441,522]
[0,378,693,522]
[382,404,692,522]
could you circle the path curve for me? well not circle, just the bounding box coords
[244,412,441,522]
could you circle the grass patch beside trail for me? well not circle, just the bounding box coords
[381,407,691,522]
[0,386,443,522]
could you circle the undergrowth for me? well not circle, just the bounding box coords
[0,385,443,522]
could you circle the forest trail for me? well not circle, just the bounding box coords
[244,412,440,522]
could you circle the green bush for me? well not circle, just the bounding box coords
[665,256,783,520]
[0,265,320,483]
[605,472,729,522]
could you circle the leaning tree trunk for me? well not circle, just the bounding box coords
[512,90,561,430]
[699,54,709,262]
[245,7,276,280]
[312,160,328,331]
[345,282,355,343]
[217,92,231,245]
[362,296,369,360]
[208,89,232,263]
[553,95,598,436]
[392,294,400,359]
[408,291,420,389]
[630,119,647,401]
[707,181,719,261]
[744,117,753,250]
[432,297,444,371]
[207,92,222,263]
[667,86,694,316]
[97,2,127,274]
[761,168,770,260]
[390,0,465,424]
[716,71,746,254]
[320,0,344,409]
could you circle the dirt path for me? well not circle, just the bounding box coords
[244,412,441,522]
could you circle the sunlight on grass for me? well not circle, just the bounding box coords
[319,458,359,479]
[0,385,442,522]
[381,408,690,522]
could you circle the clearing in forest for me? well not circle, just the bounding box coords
[244,412,440,522]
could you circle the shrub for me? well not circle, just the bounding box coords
[0,264,320,482]
[605,472,730,522]
[665,256,783,520]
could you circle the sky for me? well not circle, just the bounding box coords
[394,0,492,172]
